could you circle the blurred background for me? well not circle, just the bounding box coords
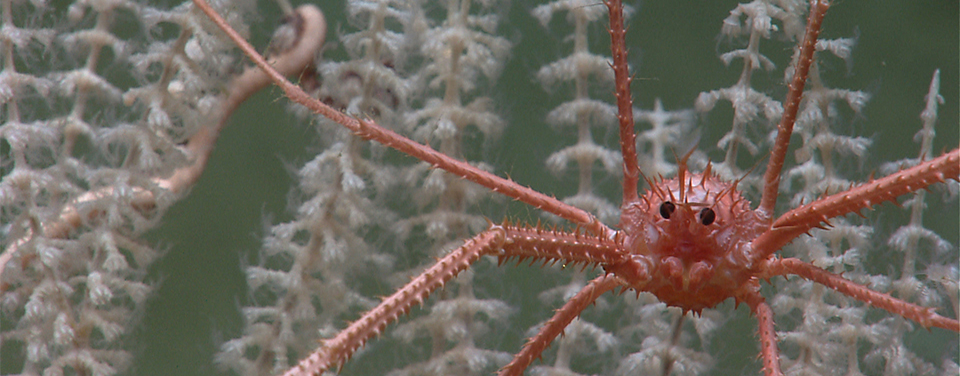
[4,0,953,375]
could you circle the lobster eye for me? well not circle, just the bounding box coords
[699,208,716,225]
[659,201,676,219]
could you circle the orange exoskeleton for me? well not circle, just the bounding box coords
[189,0,960,375]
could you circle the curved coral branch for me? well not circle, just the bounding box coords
[161,5,327,193]
[191,0,612,238]
[0,5,327,282]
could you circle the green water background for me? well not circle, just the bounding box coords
[133,1,958,375]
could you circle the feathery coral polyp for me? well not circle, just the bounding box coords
[191,0,959,375]
[4,0,952,375]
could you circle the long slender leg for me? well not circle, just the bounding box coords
[754,299,783,376]
[605,0,640,204]
[279,222,629,376]
[498,224,625,266]
[738,286,784,376]
[190,0,612,237]
[772,149,960,231]
[499,274,622,376]
[750,149,960,264]
[282,229,507,376]
[758,0,829,217]
[760,258,960,332]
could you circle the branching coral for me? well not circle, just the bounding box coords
[2,1,956,375]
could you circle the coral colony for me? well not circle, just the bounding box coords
[1,0,957,375]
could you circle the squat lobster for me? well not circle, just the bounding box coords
[193,0,960,375]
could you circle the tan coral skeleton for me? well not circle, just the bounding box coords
[191,0,960,375]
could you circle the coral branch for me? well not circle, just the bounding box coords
[283,228,507,376]
[0,5,326,282]
[191,0,611,237]
[759,0,830,216]
[499,274,621,376]
[161,5,326,193]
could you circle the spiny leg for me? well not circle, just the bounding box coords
[190,0,611,236]
[280,220,628,376]
[282,229,507,376]
[499,275,622,376]
[760,258,960,332]
[750,149,960,265]
[758,0,830,217]
[497,224,625,266]
[772,150,960,231]
[738,284,784,376]
[604,0,640,204]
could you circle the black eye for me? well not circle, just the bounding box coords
[659,201,676,219]
[699,208,716,225]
